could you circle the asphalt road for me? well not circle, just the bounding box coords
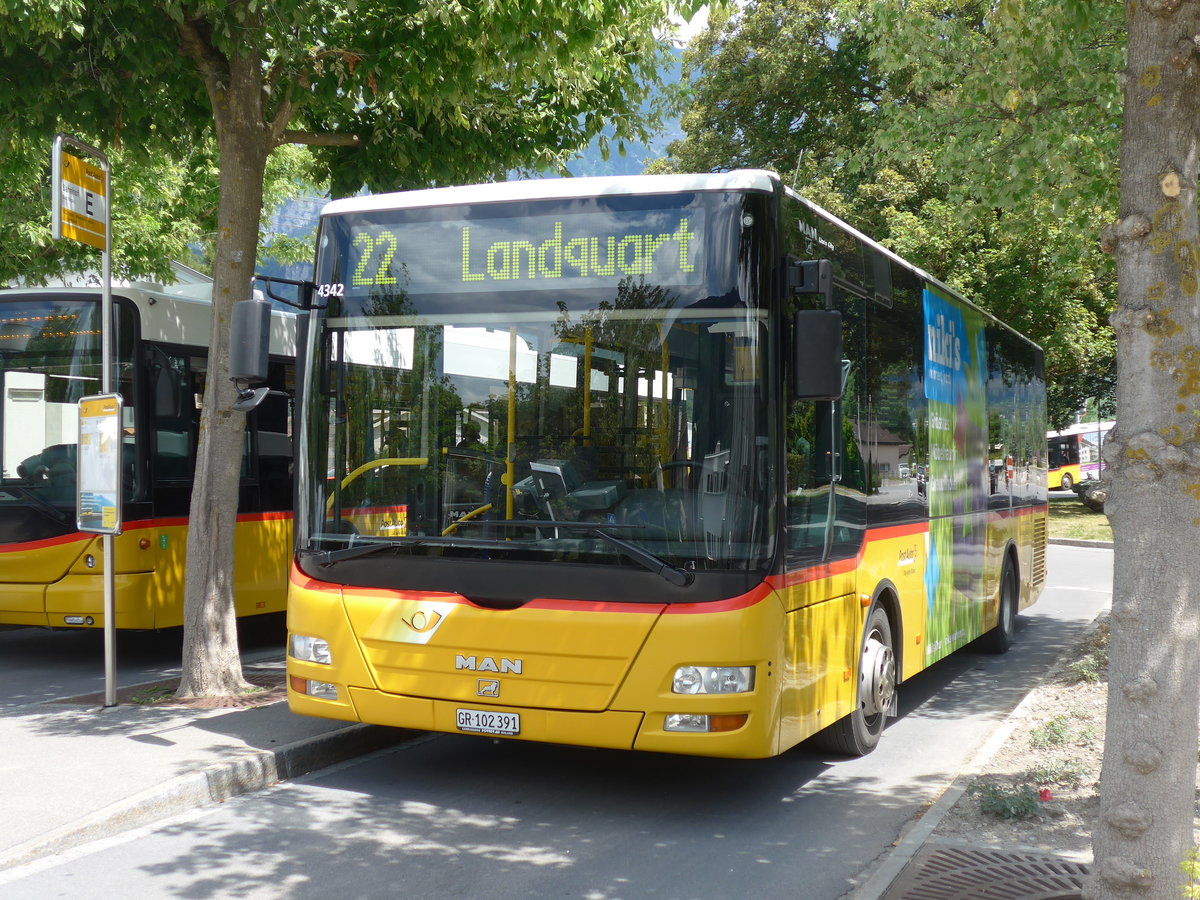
[0,544,1112,900]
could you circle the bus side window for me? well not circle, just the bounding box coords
[786,288,867,565]
[785,397,832,561]
[862,267,925,515]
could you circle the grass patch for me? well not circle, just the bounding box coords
[1049,497,1112,542]
[973,783,1044,819]
[1077,722,1101,747]
[1064,652,1107,684]
[1055,619,1110,685]
[130,684,176,705]
[1029,716,1072,750]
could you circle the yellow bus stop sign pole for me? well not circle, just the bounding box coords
[52,134,120,708]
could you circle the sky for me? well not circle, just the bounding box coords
[667,6,710,45]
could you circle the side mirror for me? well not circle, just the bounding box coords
[230,298,272,412]
[793,310,844,400]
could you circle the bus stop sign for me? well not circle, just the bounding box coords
[77,393,123,535]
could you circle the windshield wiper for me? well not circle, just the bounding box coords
[453,519,695,587]
[302,540,403,565]
[307,522,694,586]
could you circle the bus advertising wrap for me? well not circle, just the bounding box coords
[923,288,989,664]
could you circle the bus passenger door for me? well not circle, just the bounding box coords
[781,386,867,745]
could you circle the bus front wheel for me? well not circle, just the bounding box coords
[1059,473,1073,492]
[814,606,896,757]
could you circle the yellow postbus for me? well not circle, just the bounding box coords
[1046,421,1113,491]
[0,281,296,629]
[239,171,1047,758]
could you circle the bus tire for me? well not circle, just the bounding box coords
[978,559,1019,654]
[813,606,895,757]
[1059,473,1073,492]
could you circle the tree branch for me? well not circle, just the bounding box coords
[175,17,228,118]
[277,130,363,148]
[267,93,296,148]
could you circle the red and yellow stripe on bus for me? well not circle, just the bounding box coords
[0,511,291,629]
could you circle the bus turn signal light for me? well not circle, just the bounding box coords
[664,713,748,733]
[290,675,338,700]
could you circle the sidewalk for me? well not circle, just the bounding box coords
[0,663,410,870]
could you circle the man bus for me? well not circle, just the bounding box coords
[234,170,1047,758]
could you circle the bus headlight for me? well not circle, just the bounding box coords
[672,665,755,694]
[289,634,332,665]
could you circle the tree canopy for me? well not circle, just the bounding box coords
[0,136,321,285]
[866,0,1124,425]
[0,0,696,278]
[661,0,1120,425]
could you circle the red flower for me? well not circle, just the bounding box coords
[1039,788,1053,802]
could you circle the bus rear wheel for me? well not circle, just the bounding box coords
[814,606,895,757]
[1059,473,1073,492]
[978,559,1019,654]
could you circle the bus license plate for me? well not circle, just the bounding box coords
[456,708,520,736]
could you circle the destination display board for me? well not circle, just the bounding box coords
[322,207,707,298]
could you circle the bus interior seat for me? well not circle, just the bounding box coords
[18,444,77,503]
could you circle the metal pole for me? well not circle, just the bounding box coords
[54,133,118,707]
[94,145,117,708]
[101,201,116,708]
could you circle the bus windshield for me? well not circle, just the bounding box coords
[0,296,135,514]
[300,191,776,579]
[1047,438,1077,471]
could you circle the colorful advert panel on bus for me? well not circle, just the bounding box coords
[923,287,988,664]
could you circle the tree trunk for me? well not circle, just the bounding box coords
[1088,3,1200,898]
[176,33,271,698]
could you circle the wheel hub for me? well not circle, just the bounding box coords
[861,632,896,717]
